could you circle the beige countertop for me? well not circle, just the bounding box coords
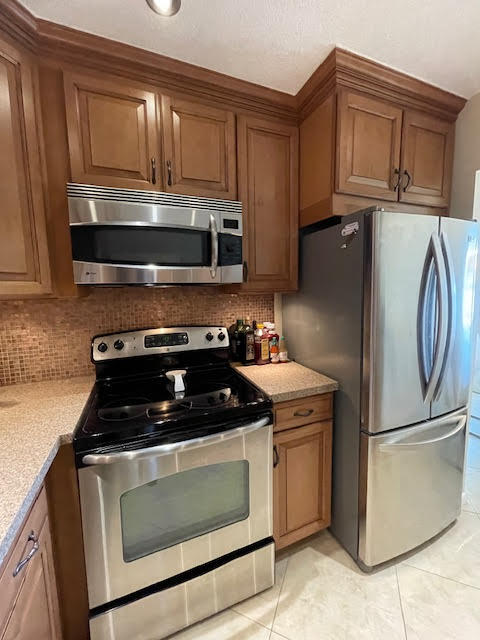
[0,375,93,567]
[235,361,338,402]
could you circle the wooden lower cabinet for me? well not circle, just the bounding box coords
[273,419,332,550]
[0,487,62,640]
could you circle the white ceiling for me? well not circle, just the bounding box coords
[20,0,480,98]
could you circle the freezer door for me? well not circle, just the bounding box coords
[364,211,438,433]
[358,409,466,567]
[431,218,478,417]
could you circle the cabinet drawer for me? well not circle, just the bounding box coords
[0,487,48,632]
[274,393,333,432]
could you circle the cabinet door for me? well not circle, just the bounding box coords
[237,116,298,291]
[64,72,159,190]
[161,96,237,199]
[0,37,51,297]
[400,111,454,207]
[2,518,61,640]
[336,90,403,201]
[273,421,332,550]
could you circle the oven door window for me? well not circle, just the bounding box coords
[71,225,210,267]
[120,461,250,562]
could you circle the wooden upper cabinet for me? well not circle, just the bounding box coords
[161,96,237,199]
[237,116,298,291]
[400,111,454,207]
[64,72,159,190]
[336,90,403,201]
[0,36,51,297]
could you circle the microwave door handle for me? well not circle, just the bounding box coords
[210,214,218,279]
[82,416,271,466]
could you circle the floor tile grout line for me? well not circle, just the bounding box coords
[401,561,480,592]
[230,607,272,632]
[395,566,409,640]
[270,555,291,634]
[230,556,292,633]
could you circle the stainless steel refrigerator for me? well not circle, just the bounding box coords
[283,207,478,569]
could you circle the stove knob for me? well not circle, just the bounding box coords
[97,342,108,353]
[218,332,226,341]
[114,339,124,351]
[205,332,214,342]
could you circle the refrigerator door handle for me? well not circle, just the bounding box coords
[434,232,456,398]
[378,415,466,450]
[418,254,436,388]
[423,232,449,403]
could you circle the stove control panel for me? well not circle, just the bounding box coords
[92,326,230,362]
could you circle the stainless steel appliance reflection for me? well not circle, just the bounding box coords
[74,326,274,639]
[284,208,478,568]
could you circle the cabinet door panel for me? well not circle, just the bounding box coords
[237,116,298,291]
[400,111,454,207]
[161,96,236,199]
[273,420,332,549]
[336,90,402,201]
[0,38,51,296]
[64,72,159,190]
[2,520,61,640]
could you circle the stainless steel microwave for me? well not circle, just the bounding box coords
[67,184,243,285]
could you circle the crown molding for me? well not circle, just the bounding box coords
[0,0,297,122]
[0,0,37,50]
[0,1,466,124]
[297,48,466,122]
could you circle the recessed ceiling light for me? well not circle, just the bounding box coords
[146,0,181,16]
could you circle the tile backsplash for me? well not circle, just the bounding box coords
[0,288,273,386]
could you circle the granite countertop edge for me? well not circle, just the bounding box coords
[0,433,72,568]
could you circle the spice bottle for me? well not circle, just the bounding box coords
[264,322,279,357]
[240,317,255,365]
[254,323,270,365]
[270,337,280,364]
[279,336,288,363]
[229,318,243,361]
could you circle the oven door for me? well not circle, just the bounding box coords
[78,416,273,609]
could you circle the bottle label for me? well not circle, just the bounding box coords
[246,334,255,360]
[261,340,269,360]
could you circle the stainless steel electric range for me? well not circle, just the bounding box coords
[73,326,274,640]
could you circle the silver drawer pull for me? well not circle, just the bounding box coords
[293,409,314,417]
[13,531,39,577]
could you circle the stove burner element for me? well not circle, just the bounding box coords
[98,388,233,422]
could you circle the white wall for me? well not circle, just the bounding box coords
[450,92,480,219]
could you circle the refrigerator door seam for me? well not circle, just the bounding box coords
[433,232,456,399]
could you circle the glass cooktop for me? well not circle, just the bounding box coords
[73,364,271,456]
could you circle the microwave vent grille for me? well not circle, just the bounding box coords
[67,183,242,214]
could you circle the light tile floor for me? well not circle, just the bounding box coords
[169,435,480,640]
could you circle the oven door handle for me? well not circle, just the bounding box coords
[81,416,271,466]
